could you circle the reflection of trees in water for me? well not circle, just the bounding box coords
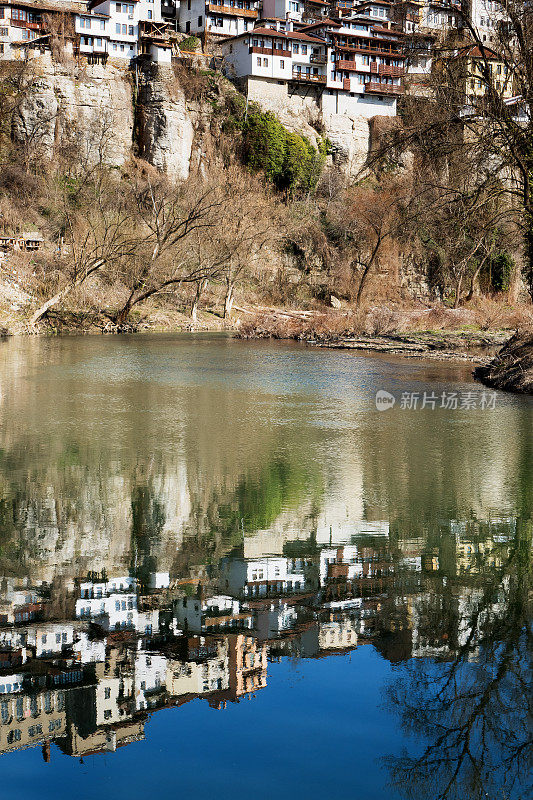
[384,519,532,800]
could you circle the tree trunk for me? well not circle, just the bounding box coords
[526,219,533,302]
[224,281,234,319]
[191,278,207,322]
[30,259,105,326]
[114,293,136,327]
[454,274,464,308]
[466,256,489,302]
[355,238,381,308]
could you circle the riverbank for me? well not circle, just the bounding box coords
[307,331,509,363]
[235,302,533,365]
[2,296,532,375]
[474,332,533,394]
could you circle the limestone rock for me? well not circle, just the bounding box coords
[137,64,194,180]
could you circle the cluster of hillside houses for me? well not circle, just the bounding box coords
[0,0,515,121]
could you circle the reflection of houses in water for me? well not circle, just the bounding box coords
[227,634,268,700]
[0,578,48,626]
[320,544,395,602]
[75,576,159,634]
[220,557,316,599]
[166,636,229,699]
[173,595,254,635]
[254,600,301,641]
[0,686,67,755]
[300,617,358,658]
[0,517,520,761]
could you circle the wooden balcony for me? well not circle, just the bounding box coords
[378,64,404,77]
[336,43,404,57]
[207,3,257,16]
[310,52,326,64]
[10,18,41,30]
[365,80,403,95]
[291,70,326,84]
[249,45,291,57]
[336,59,356,71]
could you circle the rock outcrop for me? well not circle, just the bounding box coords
[137,63,194,179]
[10,49,388,181]
[13,51,134,167]
[474,332,533,394]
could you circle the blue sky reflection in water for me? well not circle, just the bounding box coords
[0,334,530,800]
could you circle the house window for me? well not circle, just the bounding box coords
[116,2,121,10]
[256,56,260,65]
[147,9,152,17]
[122,24,127,33]
[198,15,202,25]
[116,22,121,32]
[301,44,307,54]
[100,19,105,29]
[293,43,299,53]
[113,42,117,50]
[128,25,133,34]
[104,709,112,719]
[280,59,284,68]
[104,687,111,699]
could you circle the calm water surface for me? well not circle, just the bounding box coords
[0,333,531,800]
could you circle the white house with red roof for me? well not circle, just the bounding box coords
[77,0,162,59]
[178,0,259,41]
[220,13,403,118]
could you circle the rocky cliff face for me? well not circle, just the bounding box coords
[12,51,382,180]
[13,51,134,167]
[136,62,194,179]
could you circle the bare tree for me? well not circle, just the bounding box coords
[382,2,533,297]
[30,172,138,325]
[109,175,225,326]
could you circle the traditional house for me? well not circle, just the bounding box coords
[178,0,260,42]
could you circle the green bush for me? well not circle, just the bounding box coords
[179,35,200,52]
[242,110,325,194]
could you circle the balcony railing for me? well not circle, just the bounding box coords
[379,64,404,77]
[310,52,326,64]
[336,58,356,71]
[365,81,403,95]
[343,77,350,90]
[207,3,257,16]
[336,43,404,57]
[10,18,41,30]
[291,70,326,83]
[249,45,291,57]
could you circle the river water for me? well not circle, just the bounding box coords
[0,333,530,800]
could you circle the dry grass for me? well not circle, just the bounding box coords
[237,297,533,342]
